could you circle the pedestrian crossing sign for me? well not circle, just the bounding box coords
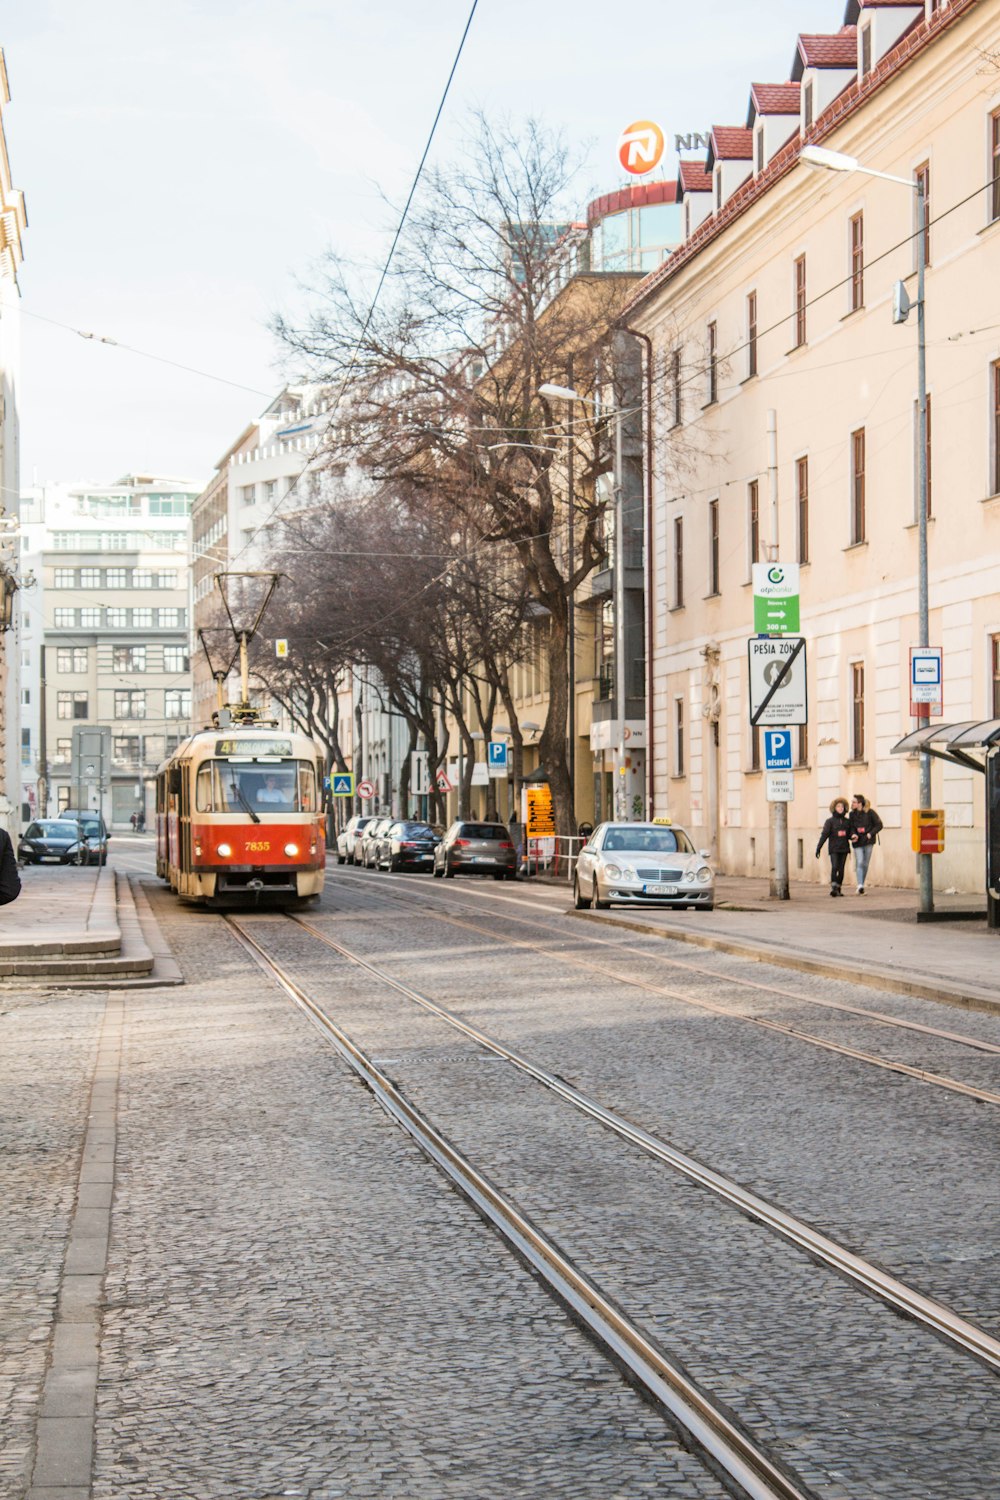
[331,773,355,797]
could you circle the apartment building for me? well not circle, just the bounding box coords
[625,0,1000,889]
[22,476,197,827]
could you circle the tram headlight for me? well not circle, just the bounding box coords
[194,841,203,858]
[284,842,299,857]
[217,842,232,858]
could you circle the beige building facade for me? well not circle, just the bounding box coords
[627,0,1000,891]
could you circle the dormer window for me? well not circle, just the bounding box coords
[685,199,691,237]
[860,23,872,77]
[714,166,723,212]
[803,80,814,130]
[755,127,764,175]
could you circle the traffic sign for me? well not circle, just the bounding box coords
[748,637,808,726]
[763,729,793,770]
[910,647,943,716]
[275,638,288,658]
[488,740,508,776]
[752,562,800,635]
[331,773,355,797]
[435,768,454,793]
[357,778,376,799]
[765,772,794,802]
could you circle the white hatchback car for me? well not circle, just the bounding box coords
[573,821,714,911]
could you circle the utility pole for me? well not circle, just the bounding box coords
[767,410,790,900]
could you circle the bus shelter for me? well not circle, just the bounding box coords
[891,719,1000,929]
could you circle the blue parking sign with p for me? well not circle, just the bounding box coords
[488,741,508,769]
[763,730,793,770]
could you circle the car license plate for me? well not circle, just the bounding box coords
[645,883,678,896]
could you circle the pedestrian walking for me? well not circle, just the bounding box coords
[0,827,21,905]
[849,793,882,894]
[129,811,137,832]
[136,808,145,833]
[816,796,852,896]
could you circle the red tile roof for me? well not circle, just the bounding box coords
[677,162,712,194]
[750,82,802,117]
[710,126,754,161]
[797,26,858,70]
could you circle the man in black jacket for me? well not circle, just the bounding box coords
[816,797,851,896]
[0,827,20,905]
[849,793,883,894]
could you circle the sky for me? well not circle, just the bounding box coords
[3,0,846,492]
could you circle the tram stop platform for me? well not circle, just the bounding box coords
[0,861,181,985]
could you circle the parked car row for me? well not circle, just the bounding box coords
[18,815,110,867]
[336,815,715,908]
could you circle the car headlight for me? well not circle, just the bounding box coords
[696,866,712,883]
[217,842,232,858]
[603,862,636,881]
[284,842,299,857]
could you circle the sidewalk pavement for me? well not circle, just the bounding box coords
[579,872,1000,1015]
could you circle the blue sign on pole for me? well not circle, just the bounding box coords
[331,773,355,797]
[763,730,793,770]
[488,741,508,770]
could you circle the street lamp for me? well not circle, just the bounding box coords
[801,144,933,915]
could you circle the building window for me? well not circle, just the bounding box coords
[992,635,1000,715]
[106,608,127,627]
[106,567,127,588]
[796,457,809,564]
[803,80,814,130]
[915,393,932,519]
[851,662,866,760]
[748,480,760,569]
[133,569,154,589]
[992,362,1000,497]
[54,737,72,764]
[54,609,75,627]
[860,23,872,77]
[114,690,147,720]
[671,348,682,426]
[165,689,191,719]
[991,110,1000,223]
[850,212,864,311]
[241,484,256,505]
[80,567,101,588]
[707,322,718,403]
[797,722,809,767]
[80,608,101,628]
[708,499,720,594]
[264,480,277,502]
[114,735,141,766]
[794,256,807,347]
[673,517,684,608]
[57,690,89,720]
[158,569,179,588]
[158,608,180,628]
[21,728,31,766]
[747,291,758,378]
[54,568,75,589]
[915,162,930,268]
[163,645,190,673]
[56,647,88,673]
[851,427,866,544]
[674,697,685,777]
[113,645,146,672]
[132,608,153,628]
[754,128,764,175]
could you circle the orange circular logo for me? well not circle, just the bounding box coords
[618,120,665,176]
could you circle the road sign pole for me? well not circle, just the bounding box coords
[767,411,790,901]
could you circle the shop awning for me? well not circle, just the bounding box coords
[891,719,1000,773]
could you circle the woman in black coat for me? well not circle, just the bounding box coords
[816,797,851,896]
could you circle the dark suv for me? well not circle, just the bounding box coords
[60,809,110,865]
[433,821,516,881]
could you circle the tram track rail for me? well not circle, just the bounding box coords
[331,867,1000,1105]
[223,912,815,1500]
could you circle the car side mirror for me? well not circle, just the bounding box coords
[699,849,711,859]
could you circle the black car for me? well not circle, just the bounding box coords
[432,821,517,880]
[19,819,90,865]
[376,821,442,872]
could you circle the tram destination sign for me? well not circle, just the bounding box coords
[216,738,294,758]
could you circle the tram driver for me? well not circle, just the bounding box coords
[255,773,291,807]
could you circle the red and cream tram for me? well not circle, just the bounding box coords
[156,723,326,905]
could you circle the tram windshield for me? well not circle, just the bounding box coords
[195,759,317,814]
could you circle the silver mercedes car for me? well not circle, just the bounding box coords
[573,821,714,911]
